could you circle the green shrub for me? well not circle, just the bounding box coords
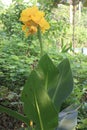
[0,3,26,38]
[0,39,39,91]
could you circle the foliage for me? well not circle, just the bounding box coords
[0,2,26,38]
[43,4,87,49]
[83,0,87,7]
[0,54,73,130]
[0,0,4,10]
[0,1,87,129]
[1,2,87,48]
[58,104,78,130]
[0,39,39,91]
[0,4,75,130]
[61,54,87,130]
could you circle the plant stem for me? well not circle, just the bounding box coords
[37,27,43,57]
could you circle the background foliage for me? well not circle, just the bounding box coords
[0,0,87,129]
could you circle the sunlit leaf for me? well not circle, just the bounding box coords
[37,54,73,109]
[21,70,58,130]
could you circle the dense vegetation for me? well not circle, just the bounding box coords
[0,0,87,130]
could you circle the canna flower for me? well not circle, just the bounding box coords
[20,6,50,36]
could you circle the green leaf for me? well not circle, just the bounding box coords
[0,54,73,130]
[0,105,29,125]
[51,58,73,107]
[57,104,79,130]
[37,54,73,108]
[37,54,57,91]
[21,71,58,130]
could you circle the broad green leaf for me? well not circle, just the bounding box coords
[0,54,73,130]
[21,71,58,130]
[37,54,58,91]
[51,58,73,107]
[37,54,73,108]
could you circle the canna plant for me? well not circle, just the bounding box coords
[0,6,75,130]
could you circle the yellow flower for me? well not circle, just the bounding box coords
[22,25,37,36]
[22,25,26,31]
[20,6,44,23]
[29,120,33,127]
[38,18,50,33]
[20,6,50,36]
[29,26,37,34]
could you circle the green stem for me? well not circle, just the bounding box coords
[0,105,29,126]
[37,27,43,57]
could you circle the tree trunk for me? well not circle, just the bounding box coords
[70,0,76,49]
[79,0,82,21]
